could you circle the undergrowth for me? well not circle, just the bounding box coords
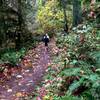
[38,23,100,100]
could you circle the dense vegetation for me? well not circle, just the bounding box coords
[0,0,100,100]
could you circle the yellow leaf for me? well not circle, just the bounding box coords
[16,92,22,97]
[43,95,50,100]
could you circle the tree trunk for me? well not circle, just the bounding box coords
[61,0,68,34]
[0,0,6,46]
[0,0,3,6]
[15,0,23,49]
[73,0,82,27]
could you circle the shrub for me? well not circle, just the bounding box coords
[1,48,26,66]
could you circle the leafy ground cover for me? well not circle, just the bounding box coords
[30,23,100,100]
[0,23,100,100]
[0,37,39,73]
[0,42,51,99]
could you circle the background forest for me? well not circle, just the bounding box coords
[0,0,100,100]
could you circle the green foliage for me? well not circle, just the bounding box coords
[38,23,100,100]
[68,78,85,93]
[1,48,26,66]
[35,23,100,100]
[36,0,72,35]
[53,94,80,100]
[36,0,64,34]
[89,51,100,68]
[60,68,81,76]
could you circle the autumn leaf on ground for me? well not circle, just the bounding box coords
[16,92,23,97]
[7,89,12,92]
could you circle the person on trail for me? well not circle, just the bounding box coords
[42,34,50,46]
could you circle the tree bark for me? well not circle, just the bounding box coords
[73,0,82,27]
[61,0,68,33]
[0,0,3,6]
[15,0,23,49]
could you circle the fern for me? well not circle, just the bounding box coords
[60,95,80,100]
[1,48,26,66]
[60,67,81,76]
[68,78,85,93]
[53,94,80,100]
[89,51,100,68]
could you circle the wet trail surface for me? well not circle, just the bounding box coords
[0,43,51,100]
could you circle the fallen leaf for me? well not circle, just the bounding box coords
[36,96,41,100]
[16,75,23,78]
[7,89,12,92]
[16,92,22,97]
[18,83,22,86]
[25,70,30,72]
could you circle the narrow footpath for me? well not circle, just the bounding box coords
[0,41,54,100]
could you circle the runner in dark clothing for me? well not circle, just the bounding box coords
[42,34,50,46]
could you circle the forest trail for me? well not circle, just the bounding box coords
[0,40,57,100]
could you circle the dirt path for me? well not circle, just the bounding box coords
[0,42,52,100]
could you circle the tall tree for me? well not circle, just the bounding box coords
[73,0,82,27]
[16,0,26,49]
[0,0,6,46]
[58,0,68,33]
[0,0,3,6]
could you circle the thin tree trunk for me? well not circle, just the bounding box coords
[73,0,82,27]
[15,0,23,49]
[0,0,3,6]
[61,0,68,33]
[0,0,6,46]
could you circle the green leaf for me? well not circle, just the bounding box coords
[60,68,81,76]
[69,78,85,92]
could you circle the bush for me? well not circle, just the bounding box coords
[1,48,26,66]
